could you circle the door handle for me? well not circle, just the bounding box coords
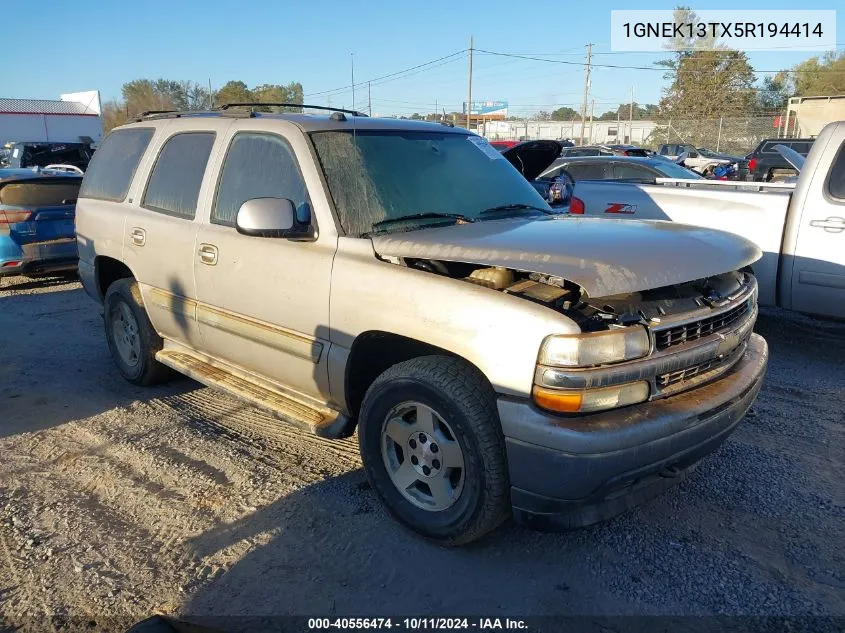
[130,227,146,246]
[198,243,218,266]
[809,217,845,233]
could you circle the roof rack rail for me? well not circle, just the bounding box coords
[133,109,253,122]
[218,103,368,117]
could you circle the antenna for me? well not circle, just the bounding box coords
[351,53,356,112]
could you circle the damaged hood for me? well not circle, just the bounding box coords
[371,216,761,298]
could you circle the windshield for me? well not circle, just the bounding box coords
[653,161,704,179]
[310,130,550,236]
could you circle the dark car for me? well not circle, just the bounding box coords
[1,141,94,172]
[746,138,814,181]
[558,145,614,158]
[604,144,650,157]
[0,168,81,276]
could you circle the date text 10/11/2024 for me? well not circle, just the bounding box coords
[307,618,529,630]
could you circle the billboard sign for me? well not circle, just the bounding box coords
[463,100,508,116]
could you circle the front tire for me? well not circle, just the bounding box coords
[358,356,510,545]
[104,278,170,386]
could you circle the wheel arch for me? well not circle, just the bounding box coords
[343,330,492,422]
[95,256,136,301]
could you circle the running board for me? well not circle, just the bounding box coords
[155,349,351,439]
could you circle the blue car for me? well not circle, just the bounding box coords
[0,168,81,276]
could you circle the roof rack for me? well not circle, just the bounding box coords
[134,109,252,122]
[218,103,368,117]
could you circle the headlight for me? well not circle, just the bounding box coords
[533,382,650,414]
[539,326,650,368]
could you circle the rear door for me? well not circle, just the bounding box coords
[789,131,845,318]
[121,121,227,347]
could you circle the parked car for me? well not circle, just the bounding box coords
[76,109,767,544]
[657,143,745,178]
[500,142,701,205]
[559,144,648,158]
[0,168,81,276]
[604,144,650,157]
[567,121,845,319]
[745,137,815,181]
[1,141,94,172]
[559,145,614,158]
[489,140,519,150]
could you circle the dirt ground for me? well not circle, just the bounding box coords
[1,275,843,631]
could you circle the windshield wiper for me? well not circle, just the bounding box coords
[478,204,554,217]
[370,212,475,232]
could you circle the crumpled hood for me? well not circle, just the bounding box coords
[371,216,761,298]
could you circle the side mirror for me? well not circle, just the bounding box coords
[235,198,315,240]
[688,151,699,158]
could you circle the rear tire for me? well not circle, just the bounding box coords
[104,278,170,386]
[358,356,510,545]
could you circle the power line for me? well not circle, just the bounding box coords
[304,49,467,99]
[475,48,845,74]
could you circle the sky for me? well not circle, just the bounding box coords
[3,0,843,118]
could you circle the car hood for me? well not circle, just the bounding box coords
[371,216,761,298]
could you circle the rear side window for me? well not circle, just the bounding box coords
[789,141,812,155]
[827,143,845,200]
[612,163,654,181]
[566,162,612,180]
[142,133,215,219]
[212,133,310,226]
[79,128,154,201]
[0,180,81,207]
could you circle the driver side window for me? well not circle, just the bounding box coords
[212,133,311,226]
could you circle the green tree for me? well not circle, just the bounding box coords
[214,81,253,107]
[757,73,791,110]
[550,106,579,121]
[792,51,845,96]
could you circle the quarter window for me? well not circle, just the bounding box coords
[143,133,215,219]
[79,128,153,201]
[212,133,310,226]
[827,143,845,200]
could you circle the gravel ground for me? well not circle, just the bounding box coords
[0,274,843,631]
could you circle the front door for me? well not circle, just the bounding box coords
[193,130,336,402]
[790,133,845,319]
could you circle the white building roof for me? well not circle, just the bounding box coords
[0,98,96,115]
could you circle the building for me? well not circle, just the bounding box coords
[0,91,103,146]
[483,119,658,145]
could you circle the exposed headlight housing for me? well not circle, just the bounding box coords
[539,326,650,368]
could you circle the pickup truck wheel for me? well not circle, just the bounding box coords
[104,278,170,386]
[358,356,510,545]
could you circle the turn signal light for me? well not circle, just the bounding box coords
[569,196,585,215]
[533,382,650,414]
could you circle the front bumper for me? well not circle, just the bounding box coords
[499,333,768,530]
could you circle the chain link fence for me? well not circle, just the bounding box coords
[484,113,790,155]
[646,114,786,154]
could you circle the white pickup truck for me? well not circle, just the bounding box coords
[568,121,845,320]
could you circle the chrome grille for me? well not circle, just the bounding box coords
[654,299,752,351]
[656,339,746,390]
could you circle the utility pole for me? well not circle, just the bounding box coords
[628,86,634,144]
[467,36,474,130]
[434,98,438,122]
[589,99,595,144]
[351,53,355,111]
[580,43,592,146]
[208,78,213,109]
[368,81,372,116]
